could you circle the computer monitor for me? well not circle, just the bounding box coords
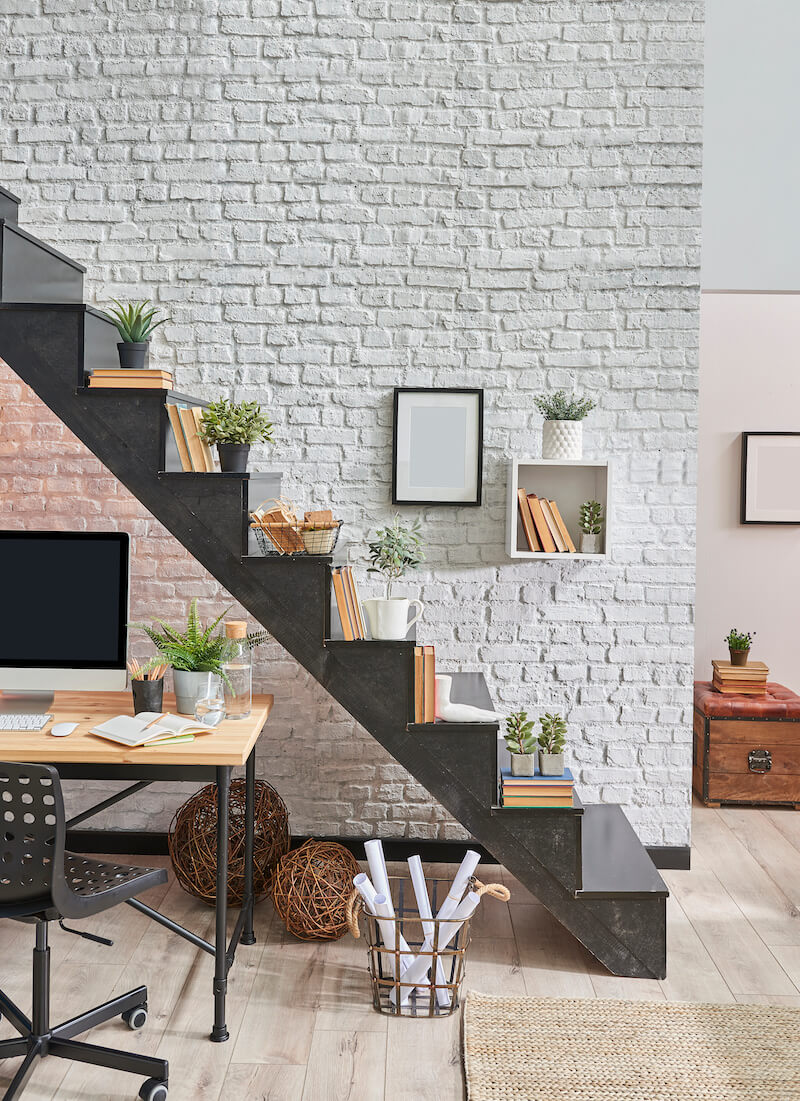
[0,531,130,709]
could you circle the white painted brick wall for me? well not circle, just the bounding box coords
[0,0,703,847]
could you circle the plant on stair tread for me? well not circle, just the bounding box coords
[198,398,274,474]
[364,517,426,640]
[101,299,170,370]
[538,712,567,776]
[504,710,537,777]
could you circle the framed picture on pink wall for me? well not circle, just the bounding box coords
[741,432,800,524]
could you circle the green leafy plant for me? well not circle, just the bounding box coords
[367,516,425,599]
[101,299,170,343]
[725,628,754,651]
[534,390,597,421]
[130,599,267,679]
[579,500,605,535]
[198,399,274,446]
[538,712,567,754]
[504,710,537,756]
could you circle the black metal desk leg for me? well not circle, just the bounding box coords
[242,747,257,945]
[211,765,231,1043]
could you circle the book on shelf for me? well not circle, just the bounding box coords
[517,488,541,552]
[413,645,436,723]
[166,403,193,471]
[539,498,567,552]
[88,369,173,390]
[548,500,577,553]
[501,767,574,789]
[191,407,215,472]
[90,712,211,748]
[332,567,356,641]
[501,794,575,807]
[526,495,557,553]
[343,567,366,639]
[175,406,214,473]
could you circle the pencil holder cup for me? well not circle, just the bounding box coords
[131,678,164,715]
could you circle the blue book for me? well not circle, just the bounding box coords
[501,767,573,785]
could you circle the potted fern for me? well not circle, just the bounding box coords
[364,517,425,640]
[101,300,170,370]
[131,599,267,715]
[538,712,567,776]
[534,390,597,460]
[199,398,274,473]
[504,710,537,777]
[578,500,605,554]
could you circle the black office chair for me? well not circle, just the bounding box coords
[0,762,169,1101]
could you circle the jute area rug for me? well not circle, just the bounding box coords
[463,992,800,1100]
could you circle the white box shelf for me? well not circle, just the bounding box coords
[507,458,611,560]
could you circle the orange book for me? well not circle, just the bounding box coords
[539,498,566,552]
[345,568,366,639]
[414,646,424,722]
[191,407,215,472]
[332,568,355,641]
[88,377,172,389]
[549,500,577,553]
[516,488,540,551]
[527,495,557,553]
[341,567,362,640]
[178,407,206,472]
[166,404,193,472]
[423,645,435,723]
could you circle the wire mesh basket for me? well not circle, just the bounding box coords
[361,876,472,1018]
[250,498,342,556]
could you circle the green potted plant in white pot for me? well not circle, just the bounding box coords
[534,390,597,461]
[364,516,425,640]
[131,599,267,715]
[199,398,274,474]
[578,499,604,554]
[101,299,170,370]
[538,712,567,776]
[504,710,537,777]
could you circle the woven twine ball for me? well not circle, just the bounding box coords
[168,778,289,907]
[271,839,361,941]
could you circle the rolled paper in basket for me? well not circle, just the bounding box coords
[435,849,481,923]
[408,855,450,1008]
[353,874,413,974]
[372,893,416,980]
[364,839,393,904]
[391,890,481,1006]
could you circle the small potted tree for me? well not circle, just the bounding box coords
[504,710,537,777]
[578,500,605,554]
[199,398,274,473]
[538,712,567,776]
[534,390,597,460]
[725,628,755,667]
[364,516,425,640]
[101,300,170,370]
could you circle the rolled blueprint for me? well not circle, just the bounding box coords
[353,871,413,973]
[372,893,416,979]
[364,839,393,904]
[391,890,482,1006]
[408,855,450,1008]
[436,849,481,922]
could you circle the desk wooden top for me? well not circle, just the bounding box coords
[0,692,273,767]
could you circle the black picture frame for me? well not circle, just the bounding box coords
[392,387,483,506]
[740,431,800,524]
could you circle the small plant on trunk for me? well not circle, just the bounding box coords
[199,398,274,473]
[367,516,425,600]
[725,628,754,667]
[538,712,567,776]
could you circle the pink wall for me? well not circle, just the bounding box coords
[696,293,800,688]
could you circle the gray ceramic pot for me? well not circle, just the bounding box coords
[510,753,536,777]
[172,670,221,716]
[538,751,565,777]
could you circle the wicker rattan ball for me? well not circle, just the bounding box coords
[168,778,289,907]
[271,840,360,941]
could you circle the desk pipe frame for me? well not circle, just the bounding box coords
[57,748,258,1042]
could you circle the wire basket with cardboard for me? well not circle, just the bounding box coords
[250,499,343,557]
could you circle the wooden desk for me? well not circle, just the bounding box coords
[0,690,274,1043]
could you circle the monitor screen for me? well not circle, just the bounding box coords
[0,532,129,669]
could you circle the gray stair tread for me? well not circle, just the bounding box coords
[408,671,498,731]
[0,302,109,319]
[493,791,584,816]
[326,638,415,648]
[578,805,668,898]
[79,388,208,406]
[1,220,87,272]
[0,186,20,202]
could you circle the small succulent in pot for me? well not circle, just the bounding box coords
[578,499,605,554]
[725,628,755,667]
[363,517,426,639]
[198,398,274,473]
[101,299,170,370]
[504,710,537,777]
[534,389,597,460]
[538,712,567,776]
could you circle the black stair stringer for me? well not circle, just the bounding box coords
[0,302,665,980]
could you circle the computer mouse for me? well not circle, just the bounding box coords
[50,722,79,737]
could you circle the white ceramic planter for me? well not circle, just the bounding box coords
[542,420,583,460]
[362,597,424,641]
[510,753,536,777]
[539,751,565,776]
[172,670,222,716]
[580,532,602,554]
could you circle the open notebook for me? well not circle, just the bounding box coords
[90,712,213,747]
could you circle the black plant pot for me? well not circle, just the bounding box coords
[131,677,164,715]
[217,443,250,473]
[117,342,149,369]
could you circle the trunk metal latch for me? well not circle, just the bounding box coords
[748,749,772,773]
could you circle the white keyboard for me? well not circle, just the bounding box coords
[0,714,52,731]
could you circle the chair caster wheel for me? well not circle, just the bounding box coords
[123,1005,148,1030]
[138,1078,168,1101]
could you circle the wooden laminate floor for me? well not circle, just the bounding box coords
[2,799,800,1100]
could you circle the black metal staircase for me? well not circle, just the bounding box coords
[0,184,668,979]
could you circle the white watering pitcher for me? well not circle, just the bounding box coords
[362,597,424,641]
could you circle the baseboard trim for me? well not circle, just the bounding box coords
[66,829,691,871]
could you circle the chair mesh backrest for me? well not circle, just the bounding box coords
[0,762,65,906]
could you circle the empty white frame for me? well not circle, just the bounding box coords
[741,432,800,524]
[392,388,483,505]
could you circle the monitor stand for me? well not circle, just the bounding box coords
[0,690,55,715]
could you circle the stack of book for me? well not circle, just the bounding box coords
[517,489,577,553]
[500,767,575,808]
[332,566,366,641]
[413,645,435,723]
[711,660,769,696]
[87,368,173,390]
[166,403,215,472]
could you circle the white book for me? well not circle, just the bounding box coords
[90,712,211,747]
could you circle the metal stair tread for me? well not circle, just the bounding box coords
[408,670,498,731]
[0,220,87,272]
[577,804,668,899]
[79,388,208,406]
